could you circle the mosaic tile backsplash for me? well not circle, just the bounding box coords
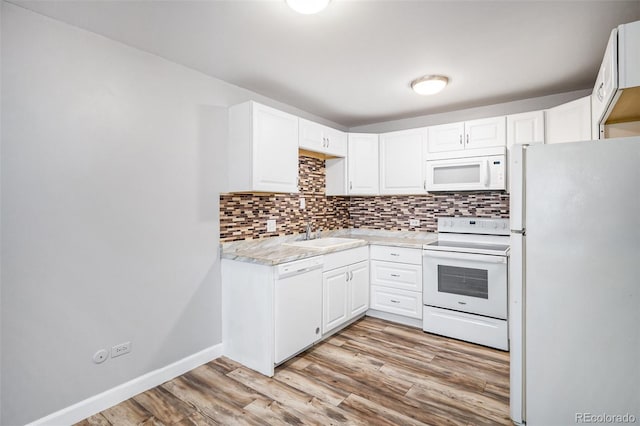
[220,156,350,241]
[220,156,510,241]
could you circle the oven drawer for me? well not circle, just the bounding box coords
[370,245,422,265]
[370,286,422,319]
[422,306,508,350]
[370,260,422,292]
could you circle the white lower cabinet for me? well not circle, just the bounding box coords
[369,245,423,321]
[322,247,369,334]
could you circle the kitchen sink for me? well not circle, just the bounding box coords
[283,237,365,251]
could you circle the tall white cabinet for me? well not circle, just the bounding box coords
[228,101,299,193]
[347,133,379,195]
[379,128,428,195]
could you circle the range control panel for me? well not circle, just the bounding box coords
[437,217,510,236]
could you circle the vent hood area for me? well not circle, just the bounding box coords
[592,20,640,139]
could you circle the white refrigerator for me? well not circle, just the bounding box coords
[509,137,640,425]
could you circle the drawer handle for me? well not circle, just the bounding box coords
[390,253,400,257]
[458,301,467,305]
[390,300,400,304]
[390,274,400,277]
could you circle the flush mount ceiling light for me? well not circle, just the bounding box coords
[411,75,449,95]
[286,0,331,14]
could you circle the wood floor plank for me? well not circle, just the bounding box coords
[273,368,349,406]
[170,411,220,426]
[406,382,512,425]
[76,316,511,426]
[301,358,465,426]
[133,386,195,425]
[228,366,367,425]
[243,398,308,426]
[379,361,486,395]
[74,413,111,426]
[338,393,430,426]
[186,364,265,409]
[162,375,266,426]
[100,399,159,426]
[206,356,245,375]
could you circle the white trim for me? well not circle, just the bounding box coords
[27,343,223,426]
[366,309,423,329]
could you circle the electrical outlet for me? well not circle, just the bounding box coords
[111,341,131,358]
[266,219,276,233]
[93,349,108,364]
[409,219,420,227]
[299,197,306,209]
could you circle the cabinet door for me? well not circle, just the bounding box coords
[299,119,347,157]
[427,122,465,153]
[348,261,370,318]
[546,96,592,144]
[465,116,506,149]
[299,118,325,152]
[507,111,545,149]
[274,268,322,364]
[324,127,348,157]
[379,128,428,195]
[253,103,299,193]
[591,29,618,135]
[347,133,379,195]
[322,267,349,333]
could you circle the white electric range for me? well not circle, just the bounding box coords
[422,217,510,350]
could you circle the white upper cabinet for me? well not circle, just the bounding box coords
[546,96,592,144]
[427,117,506,154]
[427,122,465,153]
[299,118,347,157]
[465,117,506,149]
[347,133,379,195]
[506,111,545,149]
[379,128,428,195]
[228,101,299,193]
[592,29,618,132]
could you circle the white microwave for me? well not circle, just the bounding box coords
[426,150,506,192]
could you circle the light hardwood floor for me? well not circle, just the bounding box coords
[76,317,511,426]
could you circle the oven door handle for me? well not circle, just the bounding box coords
[422,250,506,264]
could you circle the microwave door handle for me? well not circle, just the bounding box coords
[482,159,490,187]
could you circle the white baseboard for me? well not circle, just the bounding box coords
[27,343,223,426]
[366,309,423,329]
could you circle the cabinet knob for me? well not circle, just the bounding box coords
[315,327,320,334]
[459,134,462,145]
[466,134,469,144]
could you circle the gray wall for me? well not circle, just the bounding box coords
[349,89,592,133]
[0,3,340,425]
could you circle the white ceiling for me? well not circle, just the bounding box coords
[10,0,640,127]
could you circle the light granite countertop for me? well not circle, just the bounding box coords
[221,229,437,266]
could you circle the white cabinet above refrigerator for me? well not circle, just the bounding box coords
[592,20,640,138]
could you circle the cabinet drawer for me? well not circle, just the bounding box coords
[323,246,368,271]
[370,286,422,319]
[370,245,422,265]
[370,260,422,292]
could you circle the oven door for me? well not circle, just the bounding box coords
[423,250,507,319]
